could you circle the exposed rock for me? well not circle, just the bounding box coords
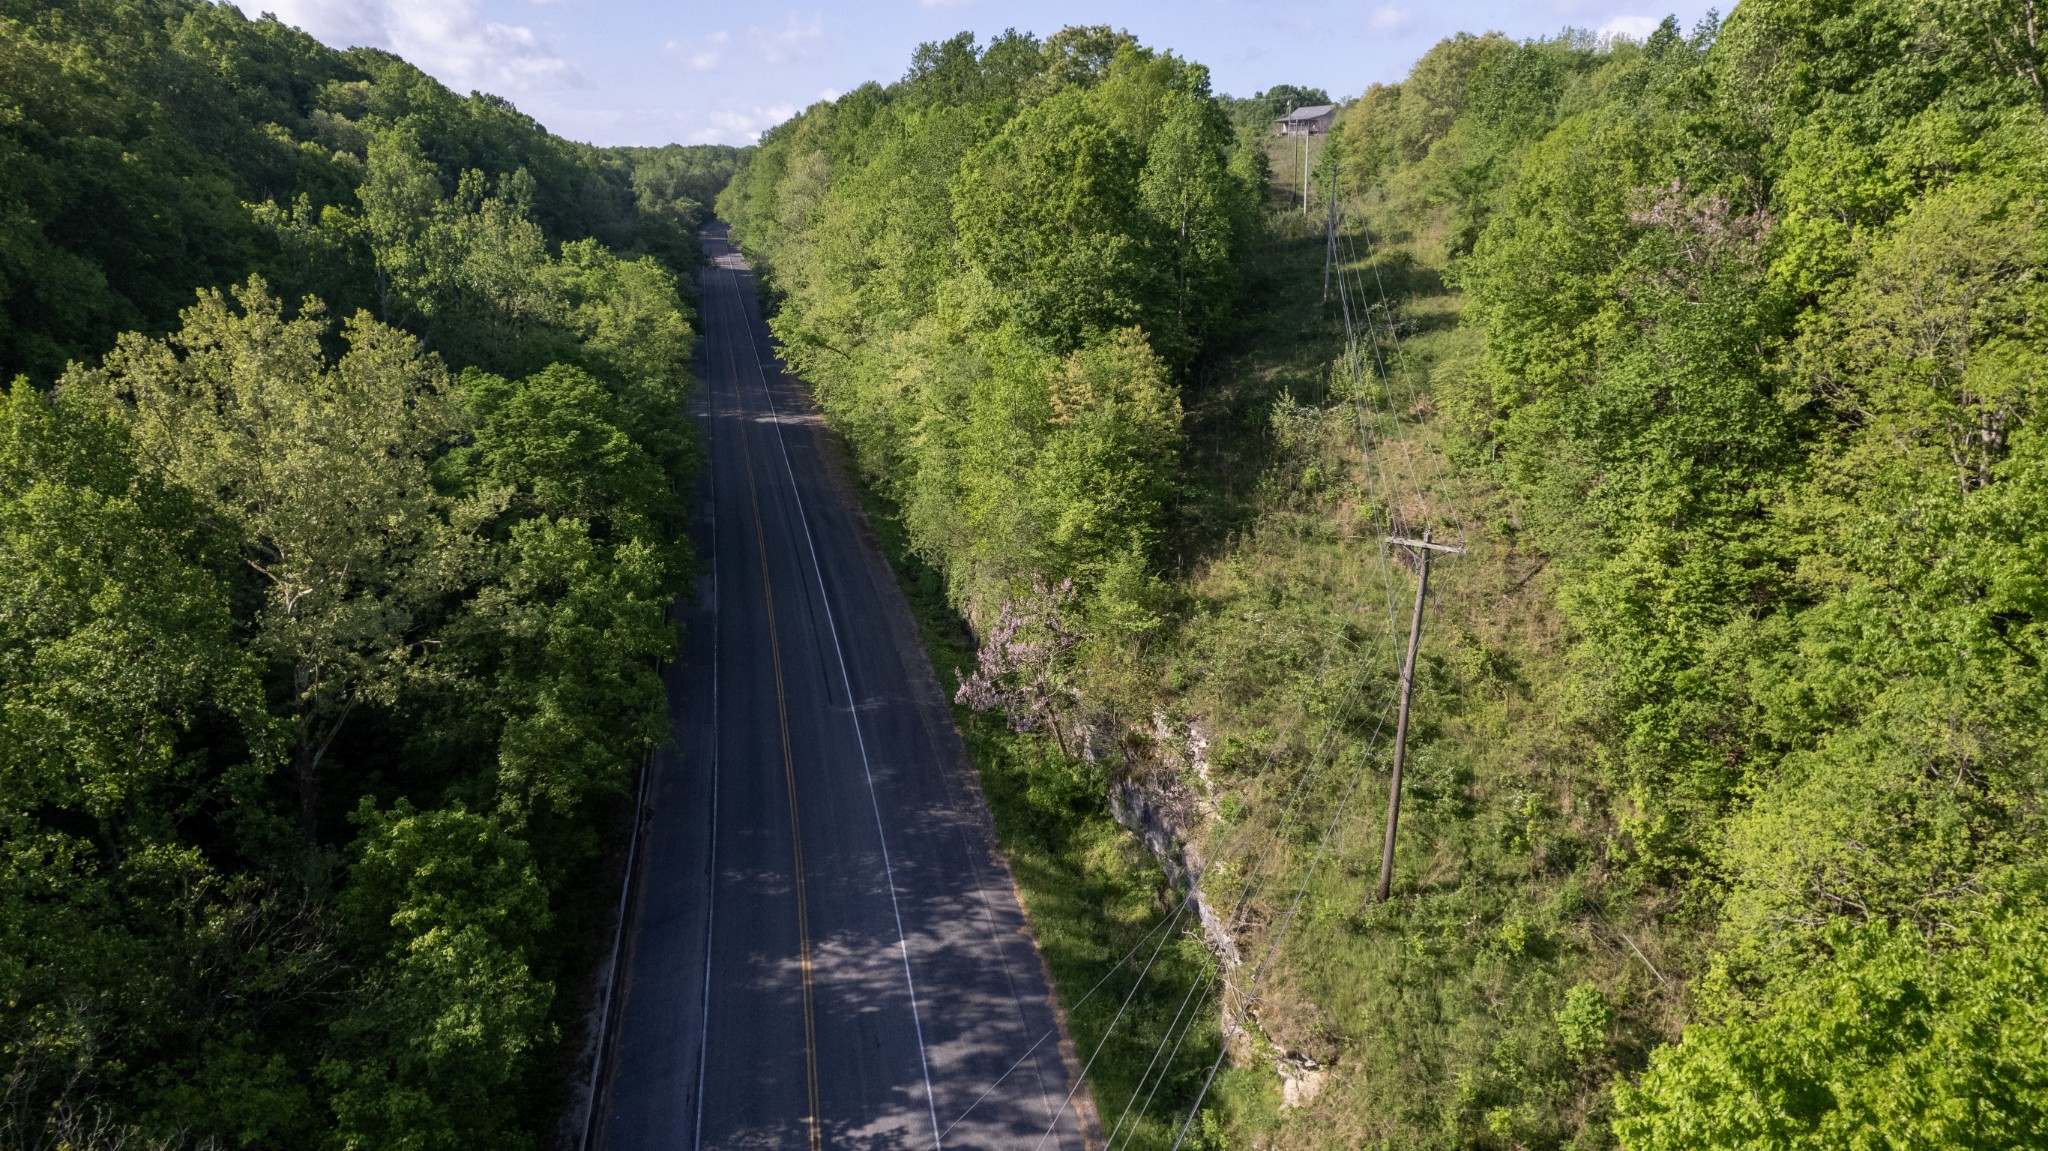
[1105,714,1243,966]
[1195,890,1243,968]
[1277,1059,1327,1110]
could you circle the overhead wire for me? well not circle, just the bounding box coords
[1343,214,1445,543]
[1105,163,1423,1149]
[941,614,1401,1139]
[941,584,1405,1141]
[1332,204,1412,642]
[953,156,1441,1151]
[1089,668,1401,1151]
[935,888,1196,1141]
[1101,955,1219,1151]
[1103,679,1401,1151]
[1340,223,1421,533]
[1168,692,1402,1151]
[1028,892,1205,1150]
[1090,599,1407,1149]
[1155,160,1457,1151]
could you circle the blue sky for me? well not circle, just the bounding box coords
[230,0,1723,147]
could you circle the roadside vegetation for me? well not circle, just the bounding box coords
[729,5,2048,1149]
[0,2,735,1146]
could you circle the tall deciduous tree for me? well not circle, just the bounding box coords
[1140,83,1247,365]
[952,92,1151,351]
[70,280,465,840]
[0,380,296,1145]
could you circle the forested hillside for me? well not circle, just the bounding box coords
[0,2,733,1146]
[1345,6,2048,1146]
[726,6,2048,1149]
[720,26,1262,636]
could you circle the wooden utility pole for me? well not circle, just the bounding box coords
[1376,528,1465,902]
[1322,164,1338,300]
[1299,130,1309,214]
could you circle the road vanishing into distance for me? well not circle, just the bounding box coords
[591,224,1091,1151]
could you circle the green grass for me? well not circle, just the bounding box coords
[1144,192,1694,1150]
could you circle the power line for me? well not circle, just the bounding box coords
[1030,894,1203,1150]
[935,882,1205,1139]
[1108,961,1221,1151]
[1102,956,1219,1151]
[956,162,1450,1151]
[1085,657,1404,1150]
[1168,693,1401,1151]
[1144,164,1474,1151]
[944,614,1403,1142]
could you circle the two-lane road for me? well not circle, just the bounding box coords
[592,225,1091,1151]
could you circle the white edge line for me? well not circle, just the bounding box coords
[726,263,946,1151]
[692,255,723,1151]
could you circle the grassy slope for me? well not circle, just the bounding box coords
[833,150,1692,1151]
[1162,154,1696,1150]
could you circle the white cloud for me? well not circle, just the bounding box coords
[703,102,798,144]
[1597,15,1662,41]
[583,97,796,146]
[233,0,576,91]
[240,0,383,44]
[665,30,728,72]
[749,14,824,65]
[1368,6,1418,34]
[574,100,796,146]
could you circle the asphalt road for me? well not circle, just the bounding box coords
[592,224,1091,1151]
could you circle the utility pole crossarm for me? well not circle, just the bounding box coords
[1386,536,1465,554]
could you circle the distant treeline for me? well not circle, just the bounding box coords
[1,1,736,1147]
[718,25,1263,671]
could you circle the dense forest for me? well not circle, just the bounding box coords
[725,4,2048,1149]
[0,1,735,1146]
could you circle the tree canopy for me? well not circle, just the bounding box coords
[0,2,723,1146]
[0,0,737,385]
[1326,2,2048,1145]
[719,26,1259,659]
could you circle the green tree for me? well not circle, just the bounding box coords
[0,5,712,1146]
[0,380,305,1146]
[1139,84,1247,364]
[952,92,1151,351]
[70,280,465,840]
[324,800,552,1151]
[438,362,675,821]
[1616,908,2048,1150]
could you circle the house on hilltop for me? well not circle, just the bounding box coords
[1273,104,1337,136]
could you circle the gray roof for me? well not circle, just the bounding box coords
[1276,104,1337,122]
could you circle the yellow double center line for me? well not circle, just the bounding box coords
[726,265,825,1151]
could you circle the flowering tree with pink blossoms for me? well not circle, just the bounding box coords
[955,576,1083,754]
